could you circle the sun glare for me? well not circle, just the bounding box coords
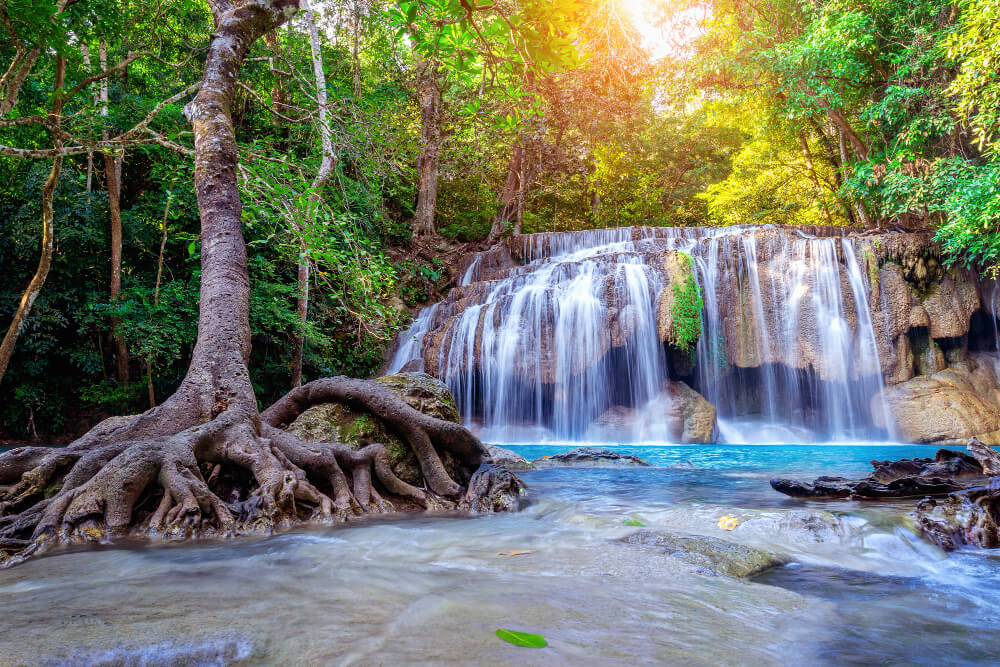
[621,0,708,59]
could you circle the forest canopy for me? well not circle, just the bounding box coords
[1,0,999,440]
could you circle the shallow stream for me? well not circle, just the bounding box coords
[1,444,998,665]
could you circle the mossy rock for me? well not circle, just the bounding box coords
[620,530,786,578]
[286,372,464,486]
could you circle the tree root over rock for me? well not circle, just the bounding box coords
[0,376,522,567]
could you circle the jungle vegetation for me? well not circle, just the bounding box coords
[1,0,998,441]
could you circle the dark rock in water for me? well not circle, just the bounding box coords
[486,445,536,471]
[459,463,526,513]
[619,530,787,578]
[770,449,987,499]
[532,447,651,468]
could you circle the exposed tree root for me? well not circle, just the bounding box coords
[0,376,513,568]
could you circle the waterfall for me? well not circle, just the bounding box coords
[390,225,905,443]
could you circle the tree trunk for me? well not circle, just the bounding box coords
[288,0,335,388]
[100,40,130,383]
[487,141,524,243]
[412,58,442,237]
[0,57,66,386]
[0,0,498,569]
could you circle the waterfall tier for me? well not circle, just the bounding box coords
[390,225,999,444]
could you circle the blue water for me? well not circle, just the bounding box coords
[1,442,998,664]
[506,442,942,475]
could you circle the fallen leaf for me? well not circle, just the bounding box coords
[623,518,645,527]
[498,549,535,556]
[496,628,547,647]
[718,515,739,531]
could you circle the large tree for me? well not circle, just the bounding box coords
[0,0,495,567]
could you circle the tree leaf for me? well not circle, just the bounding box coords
[496,629,547,648]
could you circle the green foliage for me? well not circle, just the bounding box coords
[671,255,704,354]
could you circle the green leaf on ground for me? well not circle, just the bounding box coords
[496,628,547,648]
[624,518,645,527]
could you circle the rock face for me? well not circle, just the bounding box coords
[531,447,651,468]
[619,530,787,578]
[287,372,466,486]
[872,354,1000,444]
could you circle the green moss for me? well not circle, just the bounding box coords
[670,253,704,353]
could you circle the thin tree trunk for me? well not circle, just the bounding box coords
[100,39,129,383]
[487,141,524,243]
[800,135,833,225]
[412,57,441,237]
[0,57,66,386]
[146,187,173,408]
[288,0,335,389]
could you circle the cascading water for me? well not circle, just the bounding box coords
[389,225,912,443]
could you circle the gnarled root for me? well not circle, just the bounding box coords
[0,376,510,567]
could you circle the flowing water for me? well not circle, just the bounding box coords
[389,226,906,444]
[2,443,999,665]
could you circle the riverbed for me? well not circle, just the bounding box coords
[1,444,997,665]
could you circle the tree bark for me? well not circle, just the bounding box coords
[99,40,130,383]
[412,57,442,237]
[487,141,525,243]
[0,58,66,386]
[0,0,500,569]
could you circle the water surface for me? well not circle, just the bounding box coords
[0,443,997,665]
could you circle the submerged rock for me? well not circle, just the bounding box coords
[486,445,537,471]
[532,447,651,468]
[619,530,787,578]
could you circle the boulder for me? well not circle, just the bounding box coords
[589,383,717,443]
[664,380,717,443]
[287,372,465,486]
[872,360,1000,444]
[619,530,787,578]
[486,445,536,472]
[532,446,651,468]
[458,463,526,513]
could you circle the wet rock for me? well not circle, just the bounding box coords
[532,447,651,468]
[458,463,526,513]
[486,445,536,472]
[287,372,465,486]
[619,530,787,578]
[872,360,1000,444]
[771,448,987,500]
[664,380,717,443]
[588,382,717,443]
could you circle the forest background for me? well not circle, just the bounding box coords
[1,0,998,440]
